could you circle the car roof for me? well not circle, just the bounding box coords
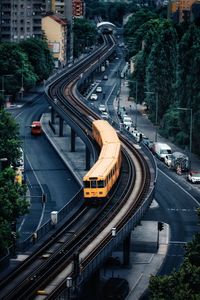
[190,170,200,174]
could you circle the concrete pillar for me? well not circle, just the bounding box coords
[85,146,90,170]
[71,128,76,152]
[51,107,55,124]
[59,117,64,137]
[123,233,131,266]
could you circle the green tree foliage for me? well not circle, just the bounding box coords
[124,8,157,40]
[73,18,98,58]
[0,110,28,254]
[129,19,164,105]
[0,110,21,167]
[0,42,37,98]
[20,38,54,81]
[145,20,178,121]
[0,167,28,254]
[149,233,200,299]
[106,2,126,26]
[85,0,135,25]
[177,24,200,153]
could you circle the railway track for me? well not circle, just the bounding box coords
[0,33,153,299]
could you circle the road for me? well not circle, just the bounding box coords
[8,92,80,240]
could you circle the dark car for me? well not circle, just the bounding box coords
[103,278,129,300]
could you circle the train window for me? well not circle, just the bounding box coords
[91,181,97,188]
[98,180,105,188]
[84,181,90,188]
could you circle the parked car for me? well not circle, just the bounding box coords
[98,104,106,112]
[101,111,109,119]
[152,142,172,160]
[164,154,173,167]
[123,116,132,127]
[187,171,200,183]
[90,93,98,101]
[169,152,189,172]
[96,86,102,93]
[142,136,149,145]
[103,75,108,80]
[146,140,154,151]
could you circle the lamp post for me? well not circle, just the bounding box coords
[145,91,158,142]
[177,107,193,168]
[20,67,24,100]
[1,75,13,106]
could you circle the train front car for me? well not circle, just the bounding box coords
[83,120,121,204]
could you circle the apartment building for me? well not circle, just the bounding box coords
[168,0,198,23]
[72,0,85,17]
[42,14,67,67]
[51,0,84,18]
[0,0,50,42]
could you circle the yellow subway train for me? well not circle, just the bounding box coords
[83,120,121,202]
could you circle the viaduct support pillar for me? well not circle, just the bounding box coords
[59,117,64,137]
[123,233,131,266]
[51,107,55,124]
[71,128,76,152]
[85,146,90,170]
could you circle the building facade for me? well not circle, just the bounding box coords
[0,0,50,42]
[168,0,198,23]
[42,15,67,67]
[51,0,84,18]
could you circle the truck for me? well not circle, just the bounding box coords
[122,116,132,127]
[165,151,189,172]
[152,142,172,160]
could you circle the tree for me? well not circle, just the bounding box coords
[0,42,37,99]
[73,18,98,58]
[0,110,28,254]
[20,38,54,81]
[177,24,200,154]
[124,8,157,40]
[0,167,28,254]
[0,110,21,167]
[145,20,178,122]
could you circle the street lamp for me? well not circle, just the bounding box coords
[145,91,158,142]
[20,67,24,100]
[177,107,193,168]
[1,75,13,106]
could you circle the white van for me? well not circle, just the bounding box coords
[123,116,132,127]
[152,142,172,160]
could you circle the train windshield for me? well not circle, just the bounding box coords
[98,180,105,188]
[91,181,97,188]
[84,181,90,188]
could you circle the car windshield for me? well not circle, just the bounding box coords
[161,149,171,154]
[191,172,200,177]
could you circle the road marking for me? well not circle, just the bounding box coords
[169,241,187,244]
[167,208,197,212]
[159,169,200,207]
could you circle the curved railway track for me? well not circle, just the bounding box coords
[0,34,153,299]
